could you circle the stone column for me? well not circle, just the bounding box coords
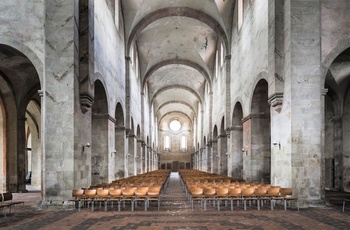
[127,132,136,176]
[43,0,75,203]
[212,140,218,174]
[242,117,252,182]
[108,117,115,182]
[115,127,125,179]
[289,0,323,206]
[231,125,243,179]
[207,142,212,173]
[137,139,142,174]
[202,147,207,171]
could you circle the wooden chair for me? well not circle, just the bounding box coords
[121,188,136,211]
[203,188,216,211]
[84,189,97,211]
[109,188,122,211]
[147,188,161,211]
[189,187,204,210]
[267,187,281,210]
[216,188,229,211]
[241,187,257,211]
[69,189,84,212]
[134,187,149,211]
[229,187,243,210]
[254,187,269,210]
[96,189,110,212]
[280,188,299,210]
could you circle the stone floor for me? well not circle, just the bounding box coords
[1,173,349,230]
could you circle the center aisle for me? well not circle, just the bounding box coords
[161,172,190,210]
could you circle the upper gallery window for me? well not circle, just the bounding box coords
[115,0,120,30]
[180,135,187,151]
[238,0,243,30]
[164,135,170,151]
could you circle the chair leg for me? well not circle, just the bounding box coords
[270,200,274,210]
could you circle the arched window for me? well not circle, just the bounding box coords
[238,0,243,30]
[180,135,187,152]
[115,0,120,30]
[215,50,219,79]
[164,135,170,152]
[220,43,224,67]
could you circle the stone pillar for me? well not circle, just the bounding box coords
[226,128,233,177]
[115,127,125,179]
[137,139,142,174]
[219,134,228,176]
[288,0,323,206]
[146,146,151,172]
[242,117,252,182]
[108,117,115,182]
[212,140,218,174]
[141,141,146,174]
[202,147,207,171]
[17,116,26,192]
[231,125,243,179]
[127,132,136,176]
[207,142,212,173]
[43,0,75,202]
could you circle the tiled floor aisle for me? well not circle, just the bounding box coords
[0,173,349,229]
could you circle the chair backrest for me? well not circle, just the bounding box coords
[72,189,84,198]
[122,188,135,196]
[84,189,97,198]
[203,188,216,196]
[97,189,109,198]
[190,187,203,196]
[229,188,242,196]
[267,187,280,196]
[135,188,148,196]
[109,188,122,197]
[216,188,229,196]
[241,187,255,196]
[280,188,293,196]
[254,187,267,197]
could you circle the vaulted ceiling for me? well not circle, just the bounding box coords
[121,0,234,125]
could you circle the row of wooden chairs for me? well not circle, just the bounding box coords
[70,185,162,212]
[70,170,171,212]
[188,186,298,211]
[179,169,298,211]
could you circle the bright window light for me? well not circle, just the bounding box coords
[169,120,181,132]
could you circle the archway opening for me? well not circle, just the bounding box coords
[91,80,109,185]
[114,103,125,179]
[231,102,243,179]
[251,79,271,183]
